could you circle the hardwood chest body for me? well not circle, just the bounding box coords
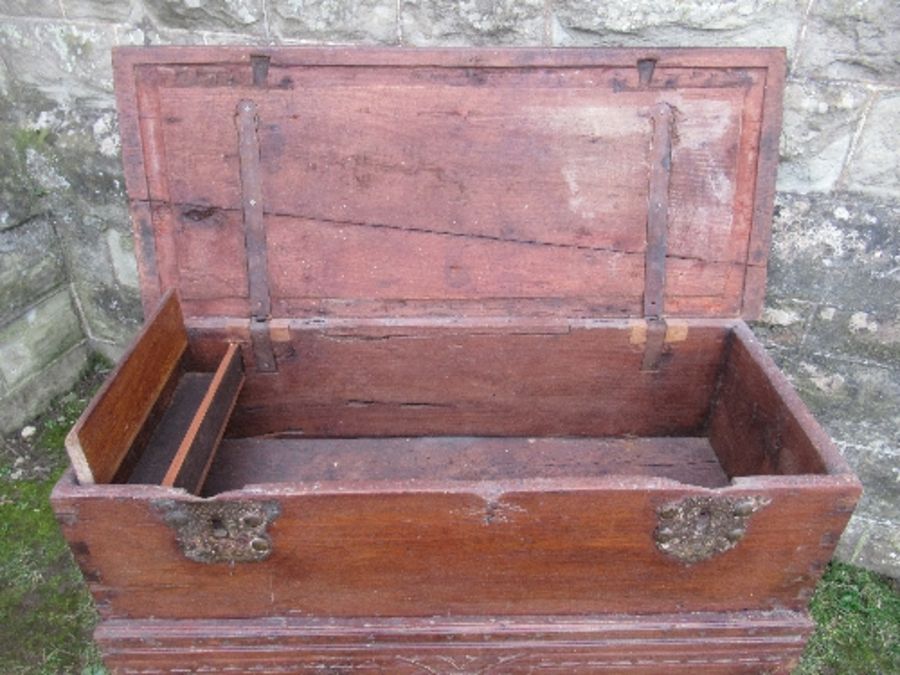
[52,47,861,673]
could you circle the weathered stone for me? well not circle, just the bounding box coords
[778,80,869,193]
[777,351,900,444]
[116,19,219,48]
[0,341,89,435]
[90,335,131,365]
[0,46,9,96]
[57,204,143,345]
[143,0,266,35]
[844,92,900,197]
[802,306,900,369]
[0,0,64,18]
[0,218,67,319]
[768,193,900,316]
[272,0,397,43]
[835,514,900,578]
[0,130,49,231]
[0,288,83,389]
[754,298,815,350]
[401,0,545,46]
[552,0,803,56]
[840,442,900,523]
[106,228,140,289]
[795,0,900,84]
[0,19,117,104]
[64,0,140,23]
[0,80,143,343]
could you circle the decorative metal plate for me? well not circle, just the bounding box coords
[654,495,770,564]
[154,499,280,564]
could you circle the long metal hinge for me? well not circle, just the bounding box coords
[642,102,673,371]
[236,98,276,372]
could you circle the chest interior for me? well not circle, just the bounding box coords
[65,48,843,496]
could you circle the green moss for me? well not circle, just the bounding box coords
[0,478,103,674]
[12,127,52,157]
[796,562,900,674]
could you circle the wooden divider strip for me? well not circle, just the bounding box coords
[162,343,245,493]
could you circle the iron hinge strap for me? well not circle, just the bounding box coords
[236,99,277,372]
[642,102,673,371]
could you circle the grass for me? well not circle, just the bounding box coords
[0,354,109,675]
[796,562,900,674]
[0,353,897,673]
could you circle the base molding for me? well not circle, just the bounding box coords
[96,610,811,673]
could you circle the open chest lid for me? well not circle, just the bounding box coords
[114,47,784,322]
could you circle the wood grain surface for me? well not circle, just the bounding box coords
[53,469,859,620]
[193,319,730,438]
[52,47,862,673]
[202,435,731,495]
[161,343,244,493]
[112,47,784,321]
[64,292,187,484]
[95,611,811,673]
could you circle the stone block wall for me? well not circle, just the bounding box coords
[0,0,896,576]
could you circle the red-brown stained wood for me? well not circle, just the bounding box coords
[125,371,213,485]
[65,292,187,484]
[52,471,859,620]
[744,49,787,318]
[203,436,731,495]
[94,612,811,674]
[708,323,857,478]
[54,47,861,672]
[208,321,730,439]
[162,343,244,493]
[112,47,783,320]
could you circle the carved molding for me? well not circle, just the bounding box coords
[154,499,280,563]
[654,495,770,564]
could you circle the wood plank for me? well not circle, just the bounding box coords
[162,344,245,493]
[707,324,859,478]
[65,292,187,484]
[207,322,729,438]
[52,470,860,619]
[744,49,786,319]
[111,353,186,484]
[202,436,729,495]
[113,48,783,320]
[126,372,212,485]
[264,214,644,306]
[111,45,792,70]
[94,611,812,674]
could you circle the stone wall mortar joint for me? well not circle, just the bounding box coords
[0,339,87,396]
[0,13,114,28]
[788,0,818,75]
[66,280,96,343]
[261,0,271,40]
[836,91,879,190]
[787,76,900,93]
[0,283,70,333]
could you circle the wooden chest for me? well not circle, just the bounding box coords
[53,47,861,673]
